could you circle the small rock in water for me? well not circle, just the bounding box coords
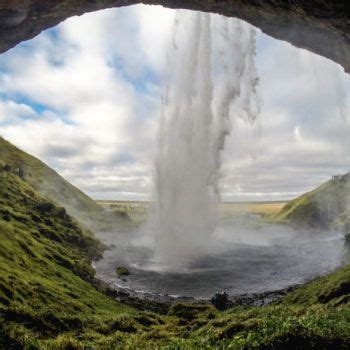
[115,266,130,277]
[211,291,230,311]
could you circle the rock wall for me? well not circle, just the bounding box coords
[0,1,349,72]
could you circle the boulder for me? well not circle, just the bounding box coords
[211,291,230,311]
[115,266,130,277]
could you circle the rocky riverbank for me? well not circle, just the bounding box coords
[92,272,301,314]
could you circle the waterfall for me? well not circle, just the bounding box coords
[151,11,260,270]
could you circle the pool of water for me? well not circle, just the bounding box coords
[94,218,349,299]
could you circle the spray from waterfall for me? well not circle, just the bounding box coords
[151,11,260,269]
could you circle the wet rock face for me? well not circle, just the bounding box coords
[0,9,28,28]
[0,1,349,72]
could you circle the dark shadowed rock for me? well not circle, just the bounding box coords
[211,291,231,311]
[0,9,28,28]
[36,202,55,214]
[0,1,349,73]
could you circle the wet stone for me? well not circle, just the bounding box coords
[0,9,28,28]
[211,292,231,311]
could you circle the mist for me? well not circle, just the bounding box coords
[148,11,260,269]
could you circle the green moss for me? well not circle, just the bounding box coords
[273,176,350,229]
[116,266,130,277]
[276,265,350,306]
[0,171,151,348]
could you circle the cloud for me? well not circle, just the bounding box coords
[0,100,36,123]
[0,5,162,200]
[0,5,349,201]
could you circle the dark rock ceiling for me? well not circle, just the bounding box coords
[0,1,349,71]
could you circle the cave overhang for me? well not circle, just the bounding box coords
[0,1,349,72]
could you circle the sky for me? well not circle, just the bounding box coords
[0,4,349,201]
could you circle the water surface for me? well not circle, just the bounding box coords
[94,218,349,299]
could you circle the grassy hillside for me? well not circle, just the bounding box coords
[277,264,350,307]
[0,137,131,230]
[274,174,350,230]
[0,170,166,349]
[1,145,350,348]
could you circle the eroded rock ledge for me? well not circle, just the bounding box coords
[0,1,349,72]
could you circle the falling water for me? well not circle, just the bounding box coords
[152,11,260,269]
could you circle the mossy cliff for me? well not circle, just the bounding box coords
[0,170,172,349]
[274,174,350,230]
[0,137,130,230]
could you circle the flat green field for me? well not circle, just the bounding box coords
[219,201,287,217]
[97,200,287,218]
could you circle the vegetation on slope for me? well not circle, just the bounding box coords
[0,137,131,230]
[1,141,350,349]
[274,174,350,230]
[277,264,350,307]
[0,170,164,349]
[0,168,349,348]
